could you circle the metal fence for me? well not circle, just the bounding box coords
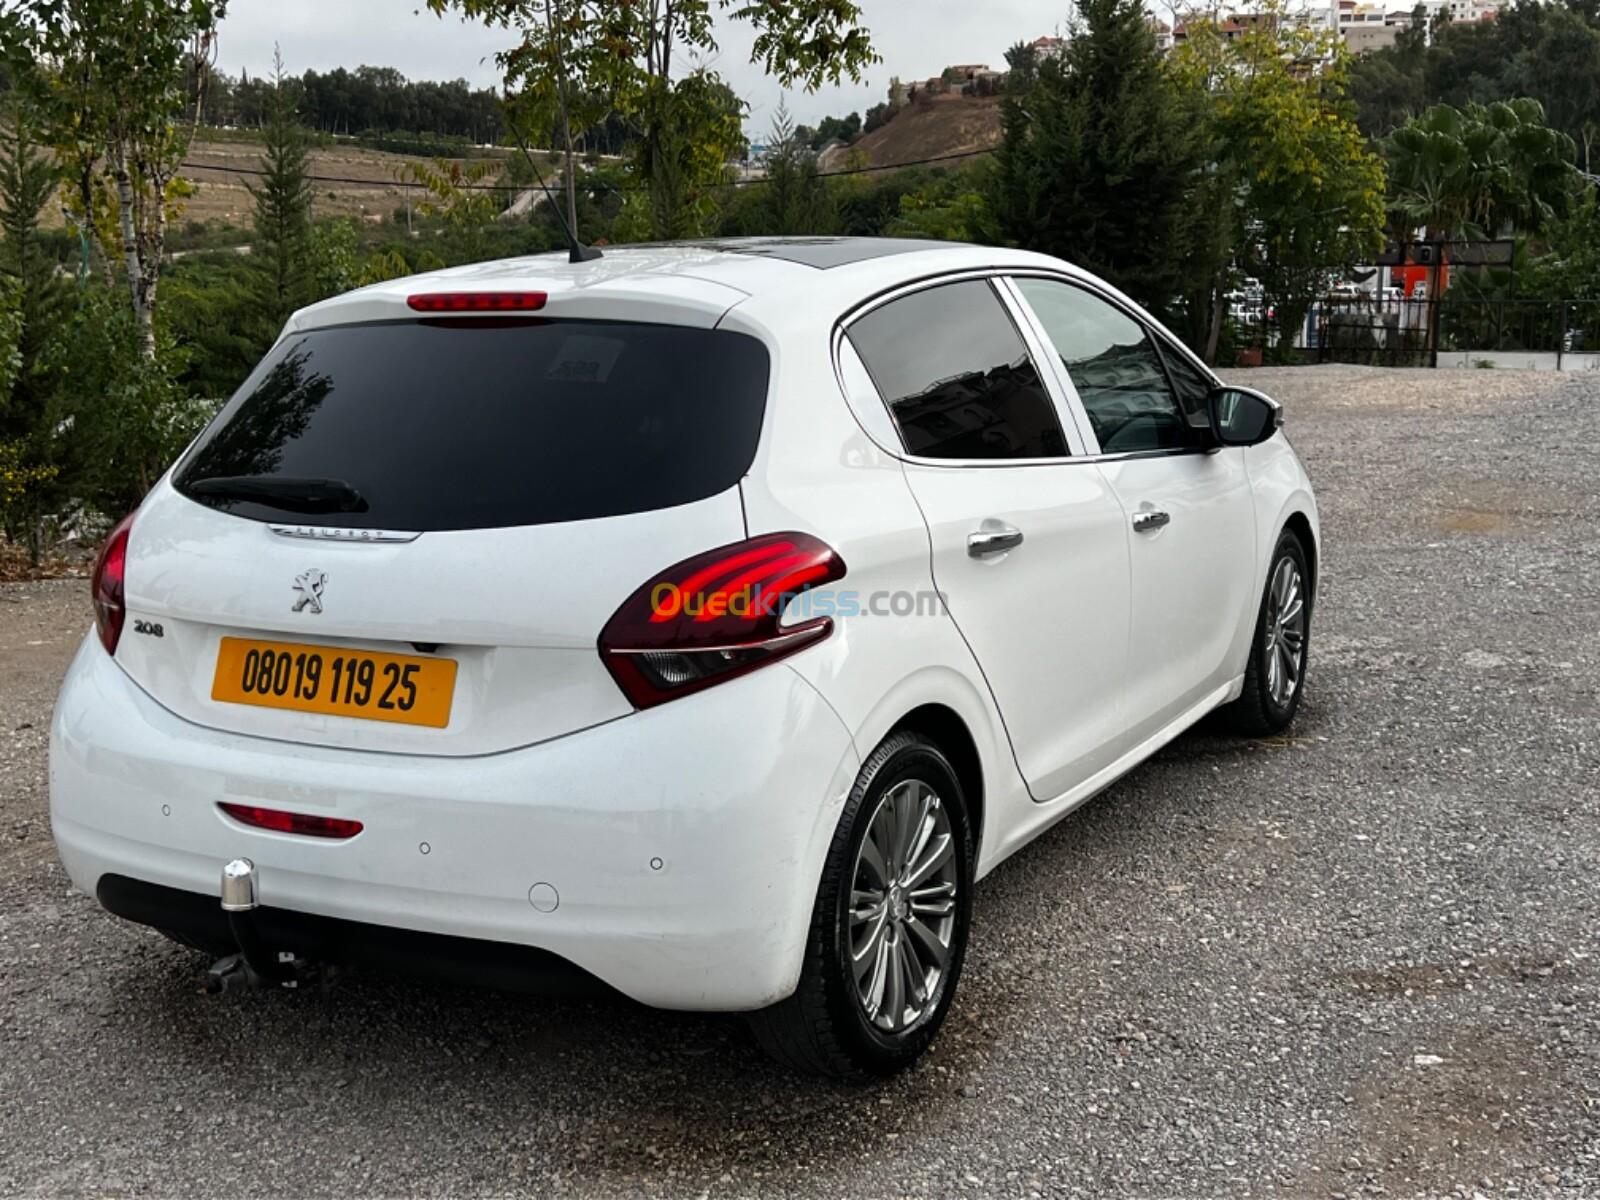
[1303,296,1600,368]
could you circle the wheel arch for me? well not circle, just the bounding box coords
[886,703,985,854]
[835,662,1028,875]
[1281,509,1318,609]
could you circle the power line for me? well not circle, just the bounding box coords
[176,144,1000,196]
[181,160,520,191]
[755,145,999,184]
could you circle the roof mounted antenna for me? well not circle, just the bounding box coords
[511,130,602,264]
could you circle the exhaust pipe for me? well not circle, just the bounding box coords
[202,858,307,992]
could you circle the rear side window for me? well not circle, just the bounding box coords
[175,320,770,531]
[847,280,1066,460]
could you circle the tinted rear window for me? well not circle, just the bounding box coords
[174,320,770,531]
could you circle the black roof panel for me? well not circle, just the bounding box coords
[689,236,972,270]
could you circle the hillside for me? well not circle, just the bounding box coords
[178,139,513,227]
[831,93,1002,171]
[48,97,1004,237]
[38,139,517,232]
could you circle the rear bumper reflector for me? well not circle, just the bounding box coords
[218,803,364,840]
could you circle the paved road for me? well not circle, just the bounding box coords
[2,367,1596,1198]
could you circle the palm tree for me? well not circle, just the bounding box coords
[1384,99,1582,241]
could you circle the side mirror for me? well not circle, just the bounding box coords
[1208,385,1283,447]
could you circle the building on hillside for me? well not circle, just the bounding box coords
[1230,9,1291,34]
[1171,6,1298,45]
[961,68,1006,96]
[1363,0,1504,28]
[1334,0,1397,41]
[1168,0,1500,55]
[1030,35,1068,58]
[1437,0,1503,20]
[1344,21,1401,51]
[1336,0,1390,26]
[1171,7,1342,73]
[936,62,1004,96]
[1343,0,1502,49]
[1170,15,1253,43]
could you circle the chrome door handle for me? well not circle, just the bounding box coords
[967,525,1024,557]
[1132,510,1171,533]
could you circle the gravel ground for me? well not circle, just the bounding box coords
[2,365,1597,1198]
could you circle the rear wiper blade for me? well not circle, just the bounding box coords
[187,475,368,514]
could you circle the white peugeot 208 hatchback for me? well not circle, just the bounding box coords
[51,237,1317,1077]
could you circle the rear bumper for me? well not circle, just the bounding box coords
[96,874,616,996]
[50,635,860,1011]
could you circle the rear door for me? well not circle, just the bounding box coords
[845,278,1131,801]
[116,315,770,756]
[1010,276,1257,745]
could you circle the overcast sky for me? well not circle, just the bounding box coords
[216,0,1071,133]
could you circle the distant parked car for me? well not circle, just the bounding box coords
[51,237,1319,1077]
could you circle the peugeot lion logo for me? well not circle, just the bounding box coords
[292,569,327,614]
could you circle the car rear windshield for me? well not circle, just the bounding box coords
[174,319,770,531]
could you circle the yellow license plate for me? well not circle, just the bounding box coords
[212,637,457,728]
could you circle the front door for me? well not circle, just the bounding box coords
[1097,452,1256,740]
[1010,276,1257,747]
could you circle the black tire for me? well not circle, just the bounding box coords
[1219,529,1312,736]
[747,730,975,1078]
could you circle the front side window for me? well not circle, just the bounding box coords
[1014,278,1200,454]
[846,280,1066,460]
[1155,339,1218,439]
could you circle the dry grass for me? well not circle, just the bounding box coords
[0,537,89,583]
[43,139,515,232]
[843,93,1002,170]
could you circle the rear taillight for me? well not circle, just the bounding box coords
[219,803,364,840]
[599,532,846,709]
[91,512,136,656]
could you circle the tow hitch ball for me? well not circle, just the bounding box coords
[200,858,317,994]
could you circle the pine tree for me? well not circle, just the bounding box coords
[0,92,70,564]
[0,94,66,399]
[763,103,837,236]
[250,48,314,327]
[989,0,1203,322]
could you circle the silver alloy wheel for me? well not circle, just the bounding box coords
[848,778,958,1034]
[1263,556,1307,707]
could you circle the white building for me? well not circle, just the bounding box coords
[1362,0,1503,29]
[1331,0,1502,53]
[1167,0,1500,57]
